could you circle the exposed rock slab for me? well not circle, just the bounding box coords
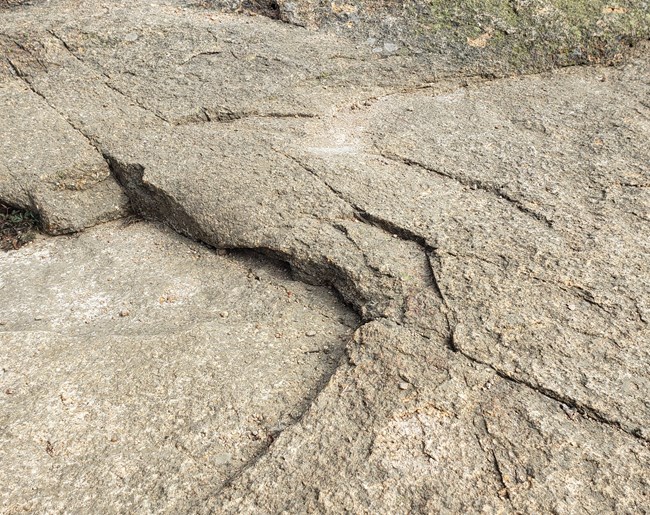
[0,221,357,513]
[26,38,645,439]
[214,321,650,514]
[0,76,127,233]
[1,0,649,512]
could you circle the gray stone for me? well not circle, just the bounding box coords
[0,221,357,512]
[0,76,127,233]
[1,0,649,512]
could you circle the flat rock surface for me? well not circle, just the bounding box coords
[0,221,356,513]
[1,0,649,512]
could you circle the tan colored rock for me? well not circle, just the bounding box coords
[0,76,127,233]
[1,0,649,511]
[0,221,356,512]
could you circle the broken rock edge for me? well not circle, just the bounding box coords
[102,149,649,444]
[7,79,650,438]
[5,50,650,440]
[2,33,649,502]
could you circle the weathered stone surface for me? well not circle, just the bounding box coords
[0,221,357,512]
[0,76,127,233]
[1,0,649,512]
[0,0,450,127]
[213,321,650,514]
[199,0,650,73]
[366,59,650,439]
[27,34,645,438]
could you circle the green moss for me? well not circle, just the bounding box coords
[295,0,648,74]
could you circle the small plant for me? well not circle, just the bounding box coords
[0,202,39,251]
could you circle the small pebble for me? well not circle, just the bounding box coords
[219,311,229,318]
[306,330,317,337]
[567,304,577,311]
[119,310,130,317]
[399,382,410,390]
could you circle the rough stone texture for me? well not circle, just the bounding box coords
[198,0,650,73]
[0,221,357,512]
[214,322,650,514]
[1,0,649,512]
[0,76,128,233]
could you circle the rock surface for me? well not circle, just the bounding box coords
[0,221,356,512]
[1,0,649,512]
[0,77,127,233]
[200,0,650,72]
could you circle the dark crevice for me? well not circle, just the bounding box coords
[274,149,361,213]
[1,34,48,69]
[99,75,170,123]
[274,147,450,323]
[0,201,40,251]
[351,211,443,294]
[190,0,294,25]
[331,222,392,280]
[275,148,430,252]
[490,449,511,501]
[176,109,316,126]
[101,151,363,497]
[493,368,647,444]
[103,151,374,321]
[41,30,171,124]
[180,50,223,64]
[216,347,350,497]
[103,153,214,244]
[528,273,617,317]
[46,29,82,62]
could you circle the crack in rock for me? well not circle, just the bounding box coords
[451,326,649,444]
[379,150,555,229]
[102,143,650,447]
[2,10,649,509]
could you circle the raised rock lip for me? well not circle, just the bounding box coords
[1,0,649,512]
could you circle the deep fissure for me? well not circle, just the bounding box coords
[5,78,646,453]
[3,34,647,502]
[5,64,644,445]
[100,146,649,447]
